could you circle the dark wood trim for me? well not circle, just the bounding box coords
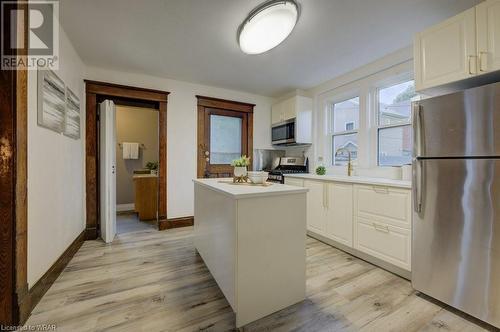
[196,97,255,178]
[21,231,85,320]
[85,93,98,240]
[158,217,194,231]
[85,81,169,239]
[85,80,169,102]
[158,102,167,220]
[196,95,255,113]
[0,0,28,325]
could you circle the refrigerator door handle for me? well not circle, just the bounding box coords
[413,158,423,213]
[413,103,424,157]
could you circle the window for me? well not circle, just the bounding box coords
[377,80,416,166]
[330,97,359,166]
[210,115,242,164]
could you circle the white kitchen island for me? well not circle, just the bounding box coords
[193,178,308,327]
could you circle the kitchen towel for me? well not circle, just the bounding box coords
[122,142,140,160]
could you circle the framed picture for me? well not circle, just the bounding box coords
[64,87,81,139]
[37,69,66,133]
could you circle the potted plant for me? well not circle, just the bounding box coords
[231,155,251,178]
[145,161,159,175]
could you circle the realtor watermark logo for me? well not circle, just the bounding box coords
[1,0,59,70]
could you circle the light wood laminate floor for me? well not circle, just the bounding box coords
[25,227,494,332]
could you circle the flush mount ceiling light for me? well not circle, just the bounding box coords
[238,0,299,55]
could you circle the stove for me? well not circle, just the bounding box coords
[268,157,308,183]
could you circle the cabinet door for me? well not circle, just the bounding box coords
[414,8,477,91]
[283,97,296,121]
[355,217,411,271]
[325,183,353,247]
[284,177,304,187]
[271,102,283,124]
[477,0,500,73]
[303,180,327,234]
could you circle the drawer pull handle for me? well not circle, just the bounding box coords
[372,186,389,194]
[373,223,390,233]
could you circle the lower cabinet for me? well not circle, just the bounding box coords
[303,180,327,234]
[353,185,412,271]
[303,180,353,246]
[354,217,411,271]
[325,183,353,247]
[295,177,412,274]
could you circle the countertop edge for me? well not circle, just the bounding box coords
[193,179,309,199]
[285,174,412,189]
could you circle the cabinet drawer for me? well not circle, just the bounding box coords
[284,178,304,187]
[354,185,411,229]
[355,217,411,271]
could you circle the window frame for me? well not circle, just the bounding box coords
[375,79,415,167]
[328,95,360,166]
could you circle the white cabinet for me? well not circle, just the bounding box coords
[299,177,412,273]
[284,177,304,187]
[303,180,353,246]
[271,102,283,124]
[414,8,477,91]
[415,1,500,91]
[477,0,500,73]
[353,185,412,271]
[271,95,312,125]
[304,180,327,234]
[325,183,353,247]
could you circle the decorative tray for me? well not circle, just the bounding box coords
[218,180,273,187]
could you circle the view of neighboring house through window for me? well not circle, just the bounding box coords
[331,97,359,166]
[377,80,416,166]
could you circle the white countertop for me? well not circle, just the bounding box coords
[193,178,308,199]
[286,173,412,189]
[133,174,158,179]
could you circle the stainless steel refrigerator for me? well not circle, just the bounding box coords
[412,82,500,328]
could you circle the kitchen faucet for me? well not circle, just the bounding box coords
[335,147,353,176]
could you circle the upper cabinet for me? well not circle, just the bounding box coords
[414,8,476,91]
[477,0,500,73]
[271,95,312,125]
[414,0,500,92]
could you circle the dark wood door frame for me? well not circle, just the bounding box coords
[85,81,170,239]
[0,0,28,325]
[196,96,255,178]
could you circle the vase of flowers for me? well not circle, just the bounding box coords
[145,161,159,175]
[231,155,251,178]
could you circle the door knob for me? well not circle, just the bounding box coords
[205,151,210,156]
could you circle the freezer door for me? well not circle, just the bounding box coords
[414,82,500,158]
[412,158,500,328]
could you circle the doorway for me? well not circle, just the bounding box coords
[196,96,255,178]
[85,81,169,240]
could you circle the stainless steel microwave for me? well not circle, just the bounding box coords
[272,118,312,146]
[272,119,296,145]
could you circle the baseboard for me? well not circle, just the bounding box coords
[116,203,134,212]
[158,216,194,231]
[85,227,97,240]
[20,230,85,322]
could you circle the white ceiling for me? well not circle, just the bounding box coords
[60,0,480,97]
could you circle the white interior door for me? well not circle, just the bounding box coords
[99,100,117,243]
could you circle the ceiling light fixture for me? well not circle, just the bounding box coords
[238,0,299,55]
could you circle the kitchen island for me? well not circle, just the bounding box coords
[193,178,308,327]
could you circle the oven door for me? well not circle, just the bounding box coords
[272,120,295,145]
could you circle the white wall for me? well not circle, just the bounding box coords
[27,26,86,287]
[85,67,274,219]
